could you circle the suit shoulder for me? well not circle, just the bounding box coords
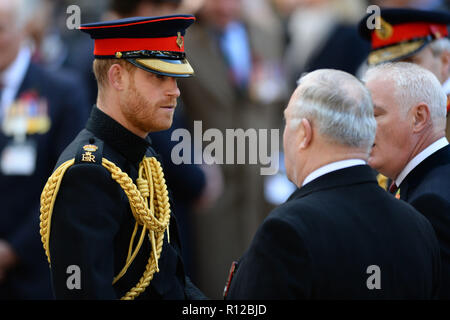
[415,146,450,189]
[420,164,450,194]
[265,197,320,233]
[271,191,336,220]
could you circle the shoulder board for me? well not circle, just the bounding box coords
[75,137,104,165]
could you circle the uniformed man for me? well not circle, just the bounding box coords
[358,8,450,140]
[358,8,450,192]
[39,15,206,300]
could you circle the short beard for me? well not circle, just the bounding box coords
[119,75,155,135]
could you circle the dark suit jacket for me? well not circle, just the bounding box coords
[49,106,206,300]
[399,144,450,299]
[0,63,89,299]
[226,165,441,299]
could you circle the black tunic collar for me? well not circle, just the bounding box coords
[85,105,152,164]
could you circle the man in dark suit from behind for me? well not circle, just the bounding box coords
[364,62,450,299]
[225,69,441,299]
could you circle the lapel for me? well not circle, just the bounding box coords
[399,144,450,201]
[287,165,377,201]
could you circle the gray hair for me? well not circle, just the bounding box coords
[291,69,376,152]
[363,62,447,129]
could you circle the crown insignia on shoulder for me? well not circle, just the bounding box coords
[82,144,98,152]
[81,144,98,163]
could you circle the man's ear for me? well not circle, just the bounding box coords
[411,103,431,133]
[107,64,126,91]
[299,118,313,150]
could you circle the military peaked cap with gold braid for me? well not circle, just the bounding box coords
[358,8,450,65]
[79,15,196,77]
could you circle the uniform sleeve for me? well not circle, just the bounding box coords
[49,163,124,299]
[226,215,312,299]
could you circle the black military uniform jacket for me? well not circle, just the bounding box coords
[49,106,205,299]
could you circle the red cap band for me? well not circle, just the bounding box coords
[371,22,448,49]
[93,36,184,56]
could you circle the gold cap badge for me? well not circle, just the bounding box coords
[176,32,183,49]
[375,17,394,40]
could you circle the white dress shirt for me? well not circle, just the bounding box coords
[0,46,31,118]
[442,77,450,96]
[302,159,367,187]
[394,137,449,187]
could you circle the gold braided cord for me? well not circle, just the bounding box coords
[40,159,75,263]
[39,156,171,300]
[112,222,147,285]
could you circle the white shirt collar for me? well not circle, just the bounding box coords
[442,77,450,95]
[395,137,449,187]
[302,159,366,187]
[0,46,31,115]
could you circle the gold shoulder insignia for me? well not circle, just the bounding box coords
[81,144,98,162]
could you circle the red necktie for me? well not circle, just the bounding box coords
[389,181,398,194]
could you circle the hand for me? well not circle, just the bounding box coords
[0,240,18,283]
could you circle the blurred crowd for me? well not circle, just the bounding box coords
[0,0,449,299]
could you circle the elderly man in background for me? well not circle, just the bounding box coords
[364,62,450,299]
[358,8,450,139]
[0,0,88,299]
